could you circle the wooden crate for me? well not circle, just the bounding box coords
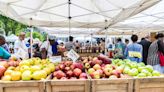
[91,79,133,92]
[0,81,45,92]
[134,77,164,92]
[46,80,90,92]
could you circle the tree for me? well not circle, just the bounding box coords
[26,31,44,41]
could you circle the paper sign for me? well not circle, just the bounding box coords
[49,56,62,63]
[67,49,80,62]
[128,51,142,58]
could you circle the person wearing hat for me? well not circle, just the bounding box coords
[14,32,28,59]
[40,35,59,59]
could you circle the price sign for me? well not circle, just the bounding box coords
[49,56,62,63]
[67,49,80,62]
[128,51,142,58]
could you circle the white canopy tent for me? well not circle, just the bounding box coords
[0,0,160,29]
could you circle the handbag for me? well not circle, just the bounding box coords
[158,52,164,66]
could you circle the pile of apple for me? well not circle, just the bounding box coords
[52,61,87,80]
[112,59,161,78]
[1,58,55,81]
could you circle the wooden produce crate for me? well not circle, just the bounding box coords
[0,81,45,92]
[134,77,164,92]
[46,74,90,92]
[91,79,133,92]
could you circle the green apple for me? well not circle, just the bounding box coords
[145,65,153,73]
[47,63,55,72]
[128,68,138,76]
[32,71,43,80]
[152,71,160,76]
[19,60,30,66]
[123,67,130,74]
[137,62,145,67]
[124,59,131,63]
[141,69,150,76]
[138,67,145,73]
[43,68,51,75]
[88,68,95,74]
[130,62,138,69]
[22,70,32,81]
[116,60,125,66]
[137,73,146,78]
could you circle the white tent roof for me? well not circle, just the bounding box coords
[0,0,160,28]
[112,0,164,31]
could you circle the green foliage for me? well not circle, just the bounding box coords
[0,15,27,36]
[26,31,44,41]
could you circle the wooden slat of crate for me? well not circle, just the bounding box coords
[92,79,133,92]
[0,81,45,92]
[46,80,90,92]
[134,77,164,92]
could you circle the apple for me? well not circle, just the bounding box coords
[60,77,67,80]
[128,68,138,76]
[32,71,43,80]
[70,64,75,70]
[123,67,130,74]
[88,68,95,74]
[0,65,6,78]
[93,71,100,79]
[80,77,87,80]
[111,70,121,78]
[94,60,102,65]
[85,63,90,69]
[1,75,11,81]
[137,62,145,67]
[30,65,41,72]
[47,63,55,72]
[55,70,66,79]
[22,70,32,81]
[138,67,145,73]
[64,61,73,67]
[141,69,150,76]
[137,73,146,78]
[109,75,118,79]
[93,57,98,61]
[96,69,103,76]
[40,70,48,79]
[7,66,15,70]
[4,70,13,76]
[55,66,60,71]
[93,64,101,70]
[152,71,160,76]
[0,61,9,68]
[19,60,30,66]
[70,77,77,80]
[145,65,153,73]
[20,65,30,73]
[123,59,131,63]
[130,62,138,69]
[64,67,71,71]
[89,61,95,67]
[66,70,73,77]
[116,66,124,73]
[105,64,112,68]
[73,68,82,77]
[59,64,65,70]
[43,68,51,75]
[116,60,125,66]
[82,59,88,64]
[11,71,21,81]
[79,73,87,78]
[73,63,83,70]
[53,77,58,80]
[103,68,112,76]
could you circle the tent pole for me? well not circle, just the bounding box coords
[105,20,108,55]
[30,27,33,58]
[68,0,71,38]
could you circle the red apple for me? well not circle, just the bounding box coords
[73,63,83,70]
[93,57,98,61]
[109,75,118,79]
[66,70,73,77]
[80,77,86,80]
[88,68,95,75]
[96,69,103,76]
[73,68,82,77]
[59,64,65,70]
[64,61,73,67]
[70,77,77,80]
[0,65,6,78]
[0,61,9,68]
[70,64,75,70]
[103,68,112,76]
[101,64,106,68]
[55,70,66,79]
[93,71,100,79]
[64,67,71,71]
[79,73,87,78]
[94,60,102,65]
[55,66,60,71]
[111,70,121,78]
[89,61,95,67]
[93,64,101,70]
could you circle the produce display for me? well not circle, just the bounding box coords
[1,58,55,81]
[81,55,161,79]
[112,59,161,78]
[52,61,87,80]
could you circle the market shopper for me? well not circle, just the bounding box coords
[125,39,129,46]
[74,40,80,52]
[147,33,164,73]
[0,35,11,59]
[40,35,59,59]
[14,32,28,59]
[138,37,151,64]
[65,36,75,51]
[124,35,143,62]
[114,38,126,59]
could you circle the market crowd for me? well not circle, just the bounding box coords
[0,32,164,73]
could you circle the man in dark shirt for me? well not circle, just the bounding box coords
[139,37,151,65]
